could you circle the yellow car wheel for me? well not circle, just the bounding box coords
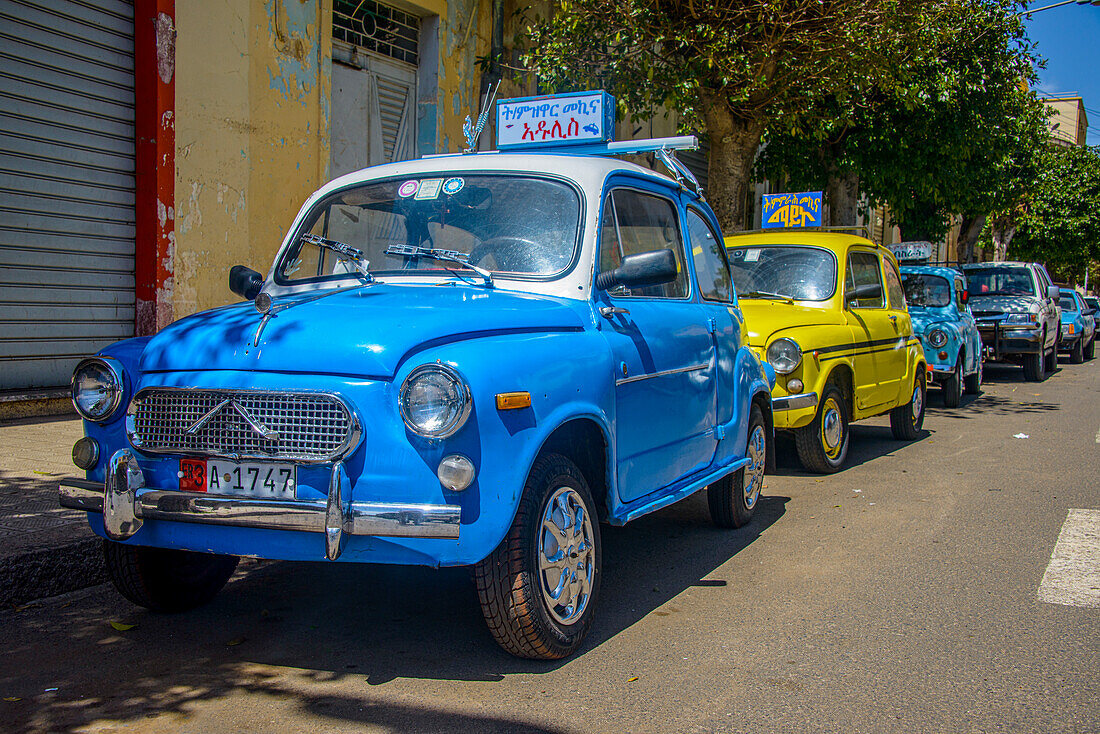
[794,384,849,474]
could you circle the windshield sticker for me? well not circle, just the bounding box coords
[743,249,761,262]
[414,179,444,200]
[398,180,419,198]
[442,177,465,195]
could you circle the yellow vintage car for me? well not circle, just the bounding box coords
[724,230,927,472]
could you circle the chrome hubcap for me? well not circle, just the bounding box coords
[911,382,923,421]
[538,486,595,625]
[822,405,842,451]
[744,424,766,510]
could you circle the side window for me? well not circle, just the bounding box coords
[883,259,906,310]
[845,251,885,308]
[599,188,689,299]
[686,209,733,302]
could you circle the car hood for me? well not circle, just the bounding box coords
[908,308,956,335]
[738,300,845,347]
[967,294,1038,315]
[139,284,586,379]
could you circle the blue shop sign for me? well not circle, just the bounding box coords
[496,91,615,150]
[762,191,822,228]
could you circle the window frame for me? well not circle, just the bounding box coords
[684,205,735,304]
[845,249,886,310]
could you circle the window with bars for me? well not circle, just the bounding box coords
[333,0,420,66]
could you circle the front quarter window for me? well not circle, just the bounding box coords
[277,175,582,284]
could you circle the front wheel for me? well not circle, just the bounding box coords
[794,383,849,474]
[1022,347,1045,382]
[474,454,601,659]
[1071,337,1084,364]
[708,403,767,528]
[942,356,963,408]
[104,541,239,612]
[890,370,926,441]
[1085,336,1095,360]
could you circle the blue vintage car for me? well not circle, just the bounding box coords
[60,132,774,659]
[900,265,983,407]
[1058,287,1096,363]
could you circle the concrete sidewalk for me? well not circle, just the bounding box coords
[0,415,105,607]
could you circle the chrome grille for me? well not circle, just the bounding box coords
[127,389,357,462]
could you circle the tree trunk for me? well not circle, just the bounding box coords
[705,105,765,233]
[956,214,986,264]
[826,168,859,227]
[991,217,1016,262]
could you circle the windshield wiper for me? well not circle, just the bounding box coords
[385,244,493,288]
[300,233,373,282]
[740,290,794,303]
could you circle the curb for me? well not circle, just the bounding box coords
[0,537,107,608]
[0,389,75,421]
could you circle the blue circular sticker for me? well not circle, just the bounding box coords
[442,177,465,195]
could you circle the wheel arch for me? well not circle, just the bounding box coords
[532,416,612,524]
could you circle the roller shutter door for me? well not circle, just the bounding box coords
[0,0,135,390]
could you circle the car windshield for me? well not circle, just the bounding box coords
[1060,294,1079,312]
[902,273,951,308]
[277,175,581,283]
[726,245,836,301]
[1087,298,1099,311]
[963,266,1035,297]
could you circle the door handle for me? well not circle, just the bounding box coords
[600,305,630,319]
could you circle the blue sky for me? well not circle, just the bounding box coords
[1024,3,1100,145]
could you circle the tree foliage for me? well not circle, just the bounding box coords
[524,0,923,231]
[756,0,1047,243]
[1009,144,1100,282]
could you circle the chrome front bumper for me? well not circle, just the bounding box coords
[60,449,460,561]
[772,392,818,412]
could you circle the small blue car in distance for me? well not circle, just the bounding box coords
[59,134,774,660]
[900,265,983,407]
[1057,288,1096,363]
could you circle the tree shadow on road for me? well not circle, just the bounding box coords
[769,423,930,476]
[0,493,788,733]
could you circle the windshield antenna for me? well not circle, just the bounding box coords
[463,81,499,154]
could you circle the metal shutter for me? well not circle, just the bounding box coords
[0,0,135,390]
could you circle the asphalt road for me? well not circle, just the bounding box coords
[3,358,1098,733]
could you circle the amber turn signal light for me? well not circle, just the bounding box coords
[496,392,532,410]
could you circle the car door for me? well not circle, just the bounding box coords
[683,204,743,465]
[596,184,717,504]
[843,248,904,410]
[956,275,981,374]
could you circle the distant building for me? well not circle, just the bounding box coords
[1042,96,1089,147]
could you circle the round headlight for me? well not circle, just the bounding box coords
[71,358,123,422]
[766,337,803,375]
[927,328,948,348]
[399,363,472,439]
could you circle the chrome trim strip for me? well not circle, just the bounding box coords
[126,387,362,464]
[616,362,709,386]
[772,392,819,411]
[59,479,460,541]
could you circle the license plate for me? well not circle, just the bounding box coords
[180,458,296,499]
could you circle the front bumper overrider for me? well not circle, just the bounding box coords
[60,449,460,562]
[977,321,1042,359]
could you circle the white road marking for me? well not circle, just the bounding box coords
[1038,509,1100,608]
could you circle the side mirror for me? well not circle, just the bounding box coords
[845,283,883,305]
[1048,285,1060,301]
[230,265,264,300]
[596,249,678,292]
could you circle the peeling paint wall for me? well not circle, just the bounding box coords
[173,0,490,318]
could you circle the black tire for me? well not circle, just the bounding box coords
[103,541,239,612]
[890,370,926,440]
[794,383,849,474]
[964,355,983,394]
[1045,337,1058,373]
[1085,336,1095,360]
[1022,349,1044,382]
[708,403,767,528]
[474,453,601,660]
[1071,337,1084,364]
[942,356,963,408]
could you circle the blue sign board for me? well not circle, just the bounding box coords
[496,91,615,150]
[762,191,823,228]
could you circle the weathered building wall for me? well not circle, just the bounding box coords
[172,0,490,320]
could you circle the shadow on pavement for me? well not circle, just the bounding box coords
[770,423,929,476]
[924,390,1061,419]
[0,493,788,732]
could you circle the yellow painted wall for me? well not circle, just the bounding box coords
[173,0,489,319]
